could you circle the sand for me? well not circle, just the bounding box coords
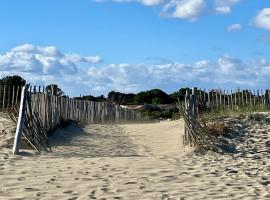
[0,116,270,199]
[0,113,16,148]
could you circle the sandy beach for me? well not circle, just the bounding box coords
[1,114,270,199]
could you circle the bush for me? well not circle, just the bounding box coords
[160,111,173,119]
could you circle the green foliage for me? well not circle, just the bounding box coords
[107,91,135,104]
[200,104,268,122]
[160,111,173,118]
[151,97,162,104]
[134,89,173,104]
[75,95,106,102]
[45,84,65,96]
[170,88,191,102]
[0,75,26,86]
[107,89,173,105]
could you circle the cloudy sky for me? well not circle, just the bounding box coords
[0,0,270,96]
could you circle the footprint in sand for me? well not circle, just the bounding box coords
[100,187,110,193]
[67,197,78,200]
[123,181,137,185]
[63,190,73,194]
[17,177,26,181]
[36,192,47,197]
[24,187,39,192]
[113,197,122,199]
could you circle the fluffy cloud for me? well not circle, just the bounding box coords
[162,0,206,20]
[227,23,242,32]
[1,44,269,96]
[254,8,270,30]
[214,0,241,14]
[94,0,241,20]
[87,55,268,94]
[0,44,102,76]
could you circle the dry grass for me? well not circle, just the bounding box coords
[206,121,232,137]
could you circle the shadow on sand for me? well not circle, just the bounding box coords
[48,123,142,158]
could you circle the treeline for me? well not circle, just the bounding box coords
[0,75,193,105]
[0,75,67,97]
[77,88,192,105]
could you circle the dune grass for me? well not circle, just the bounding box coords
[199,104,269,121]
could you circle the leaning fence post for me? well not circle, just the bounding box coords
[12,84,29,155]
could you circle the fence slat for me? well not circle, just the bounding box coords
[12,84,29,154]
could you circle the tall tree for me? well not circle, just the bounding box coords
[170,88,191,102]
[107,91,135,104]
[134,89,173,104]
[45,84,65,96]
[0,75,26,86]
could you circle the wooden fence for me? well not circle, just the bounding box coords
[0,85,22,112]
[28,92,141,133]
[180,88,270,148]
[187,88,270,112]
[12,85,141,154]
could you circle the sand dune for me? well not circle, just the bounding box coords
[1,117,270,199]
[0,113,16,148]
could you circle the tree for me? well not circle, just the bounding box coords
[134,89,173,104]
[45,84,65,96]
[0,75,26,86]
[75,95,106,102]
[170,88,191,102]
[107,91,135,104]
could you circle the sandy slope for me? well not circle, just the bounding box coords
[0,113,16,148]
[0,118,270,200]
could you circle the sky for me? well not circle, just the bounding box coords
[0,0,270,96]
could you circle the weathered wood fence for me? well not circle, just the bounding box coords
[178,88,217,148]
[179,88,270,148]
[12,85,141,154]
[29,92,141,133]
[0,85,22,112]
[195,88,270,111]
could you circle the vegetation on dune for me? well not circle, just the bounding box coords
[0,75,26,86]
[107,89,174,105]
[107,91,135,104]
[6,75,269,121]
[200,104,268,122]
[75,95,106,102]
[45,84,65,97]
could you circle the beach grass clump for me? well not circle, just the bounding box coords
[206,121,232,137]
[200,104,269,122]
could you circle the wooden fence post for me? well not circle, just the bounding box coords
[191,87,197,119]
[265,89,269,109]
[12,84,29,155]
[2,85,6,111]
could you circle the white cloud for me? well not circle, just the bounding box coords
[214,0,241,14]
[0,44,102,76]
[1,44,269,96]
[140,0,162,6]
[215,6,230,14]
[94,0,162,6]
[94,0,241,20]
[254,8,270,30]
[162,0,206,20]
[227,23,242,32]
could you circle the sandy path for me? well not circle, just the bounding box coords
[0,119,270,199]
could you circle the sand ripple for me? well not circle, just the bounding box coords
[0,118,270,199]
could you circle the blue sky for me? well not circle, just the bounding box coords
[0,0,270,96]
